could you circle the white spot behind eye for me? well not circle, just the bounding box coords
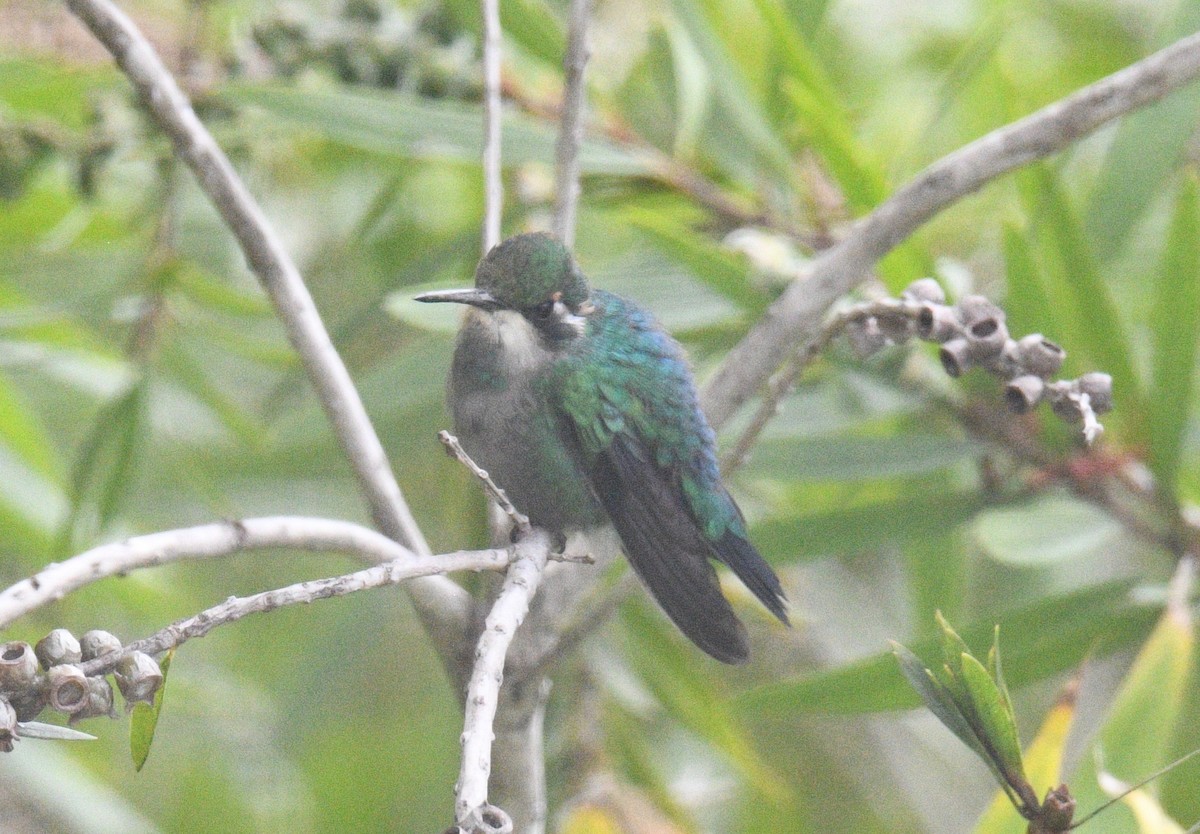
[555,301,587,334]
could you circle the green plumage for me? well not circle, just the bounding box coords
[418,233,787,663]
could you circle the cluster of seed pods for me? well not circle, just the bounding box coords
[0,630,162,752]
[847,279,1113,438]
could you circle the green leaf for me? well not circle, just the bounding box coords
[1001,222,1060,349]
[667,0,797,186]
[219,83,648,177]
[0,369,62,484]
[130,649,173,772]
[746,433,979,483]
[958,652,1027,787]
[57,379,147,553]
[1148,174,1200,500]
[619,602,792,806]
[752,488,987,563]
[1027,168,1145,426]
[1083,2,1200,260]
[972,492,1124,566]
[623,208,769,313]
[892,642,990,763]
[736,580,1155,716]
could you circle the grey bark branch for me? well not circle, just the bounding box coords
[455,531,552,832]
[64,0,472,658]
[481,0,503,252]
[551,0,593,248]
[75,547,513,679]
[0,516,427,629]
[701,31,1200,428]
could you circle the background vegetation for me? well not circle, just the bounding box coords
[0,0,1198,831]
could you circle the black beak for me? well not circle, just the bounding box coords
[414,288,500,310]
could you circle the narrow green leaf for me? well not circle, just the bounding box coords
[1001,222,1060,347]
[990,626,1017,729]
[0,369,62,484]
[130,649,173,772]
[747,433,979,483]
[620,602,792,805]
[56,379,147,553]
[1029,168,1144,425]
[667,0,797,186]
[959,652,1027,786]
[892,642,989,763]
[219,84,648,177]
[973,492,1124,566]
[752,489,987,564]
[1148,174,1200,499]
[736,580,1154,716]
[1084,2,1200,260]
[623,208,768,313]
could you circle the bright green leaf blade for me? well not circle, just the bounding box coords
[974,688,1076,834]
[958,652,1028,788]
[892,642,990,764]
[623,207,769,312]
[1148,174,1200,500]
[1084,2,1200,261]
[736,581,1155,716]
[130,649,173,772]
[746,433,979,482]
[752,489,987,565]
[972,492,1124,566]
[0,370,62,484]
[667,0,797,186]
[1073,593,1194,816]
[219,84,649,177]
[620,602,793,807]
[1030,168,1145,425]
[1002,222,1061,352]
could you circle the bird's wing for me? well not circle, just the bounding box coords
[552,292,786,663]
[589,431,751,663]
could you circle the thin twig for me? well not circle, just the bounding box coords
[481,0,503,252]
[75,547,513,679]
[63,0,471,652]
[721,297,919,473]
[551,0,592,248]
[455,530,552,830]
[701,32,1200,429]
[0,516,428,629]
[439,431,531,535]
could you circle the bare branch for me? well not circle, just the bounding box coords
[551,0,593,248]
[0,516,427,629]
[456,531,552,831]
[702,32,1200,429]
[75,547,512,679]
[481,0,503,252]
[63,0,471,649]
[439,431,531,536]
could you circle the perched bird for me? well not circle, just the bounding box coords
[417,233,787,663]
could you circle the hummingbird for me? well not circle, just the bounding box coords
[416,233,787,663]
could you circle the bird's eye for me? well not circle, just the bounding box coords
[531,300,556,321]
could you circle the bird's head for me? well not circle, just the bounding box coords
[416,233,594,342]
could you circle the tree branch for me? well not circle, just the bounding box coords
[0,516,481,630]
[63,0,472,654]
[455,530,552,833]
[551,0,592,248]
[701,32,1200,428]
[74,547,513,679]
[481,0,503,252]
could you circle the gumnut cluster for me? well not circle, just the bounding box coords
[845,278,1113,441]
[0,629,162,752]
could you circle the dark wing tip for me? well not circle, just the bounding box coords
[714,530,791,626]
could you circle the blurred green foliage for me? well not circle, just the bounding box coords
[1,0,1198,832]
